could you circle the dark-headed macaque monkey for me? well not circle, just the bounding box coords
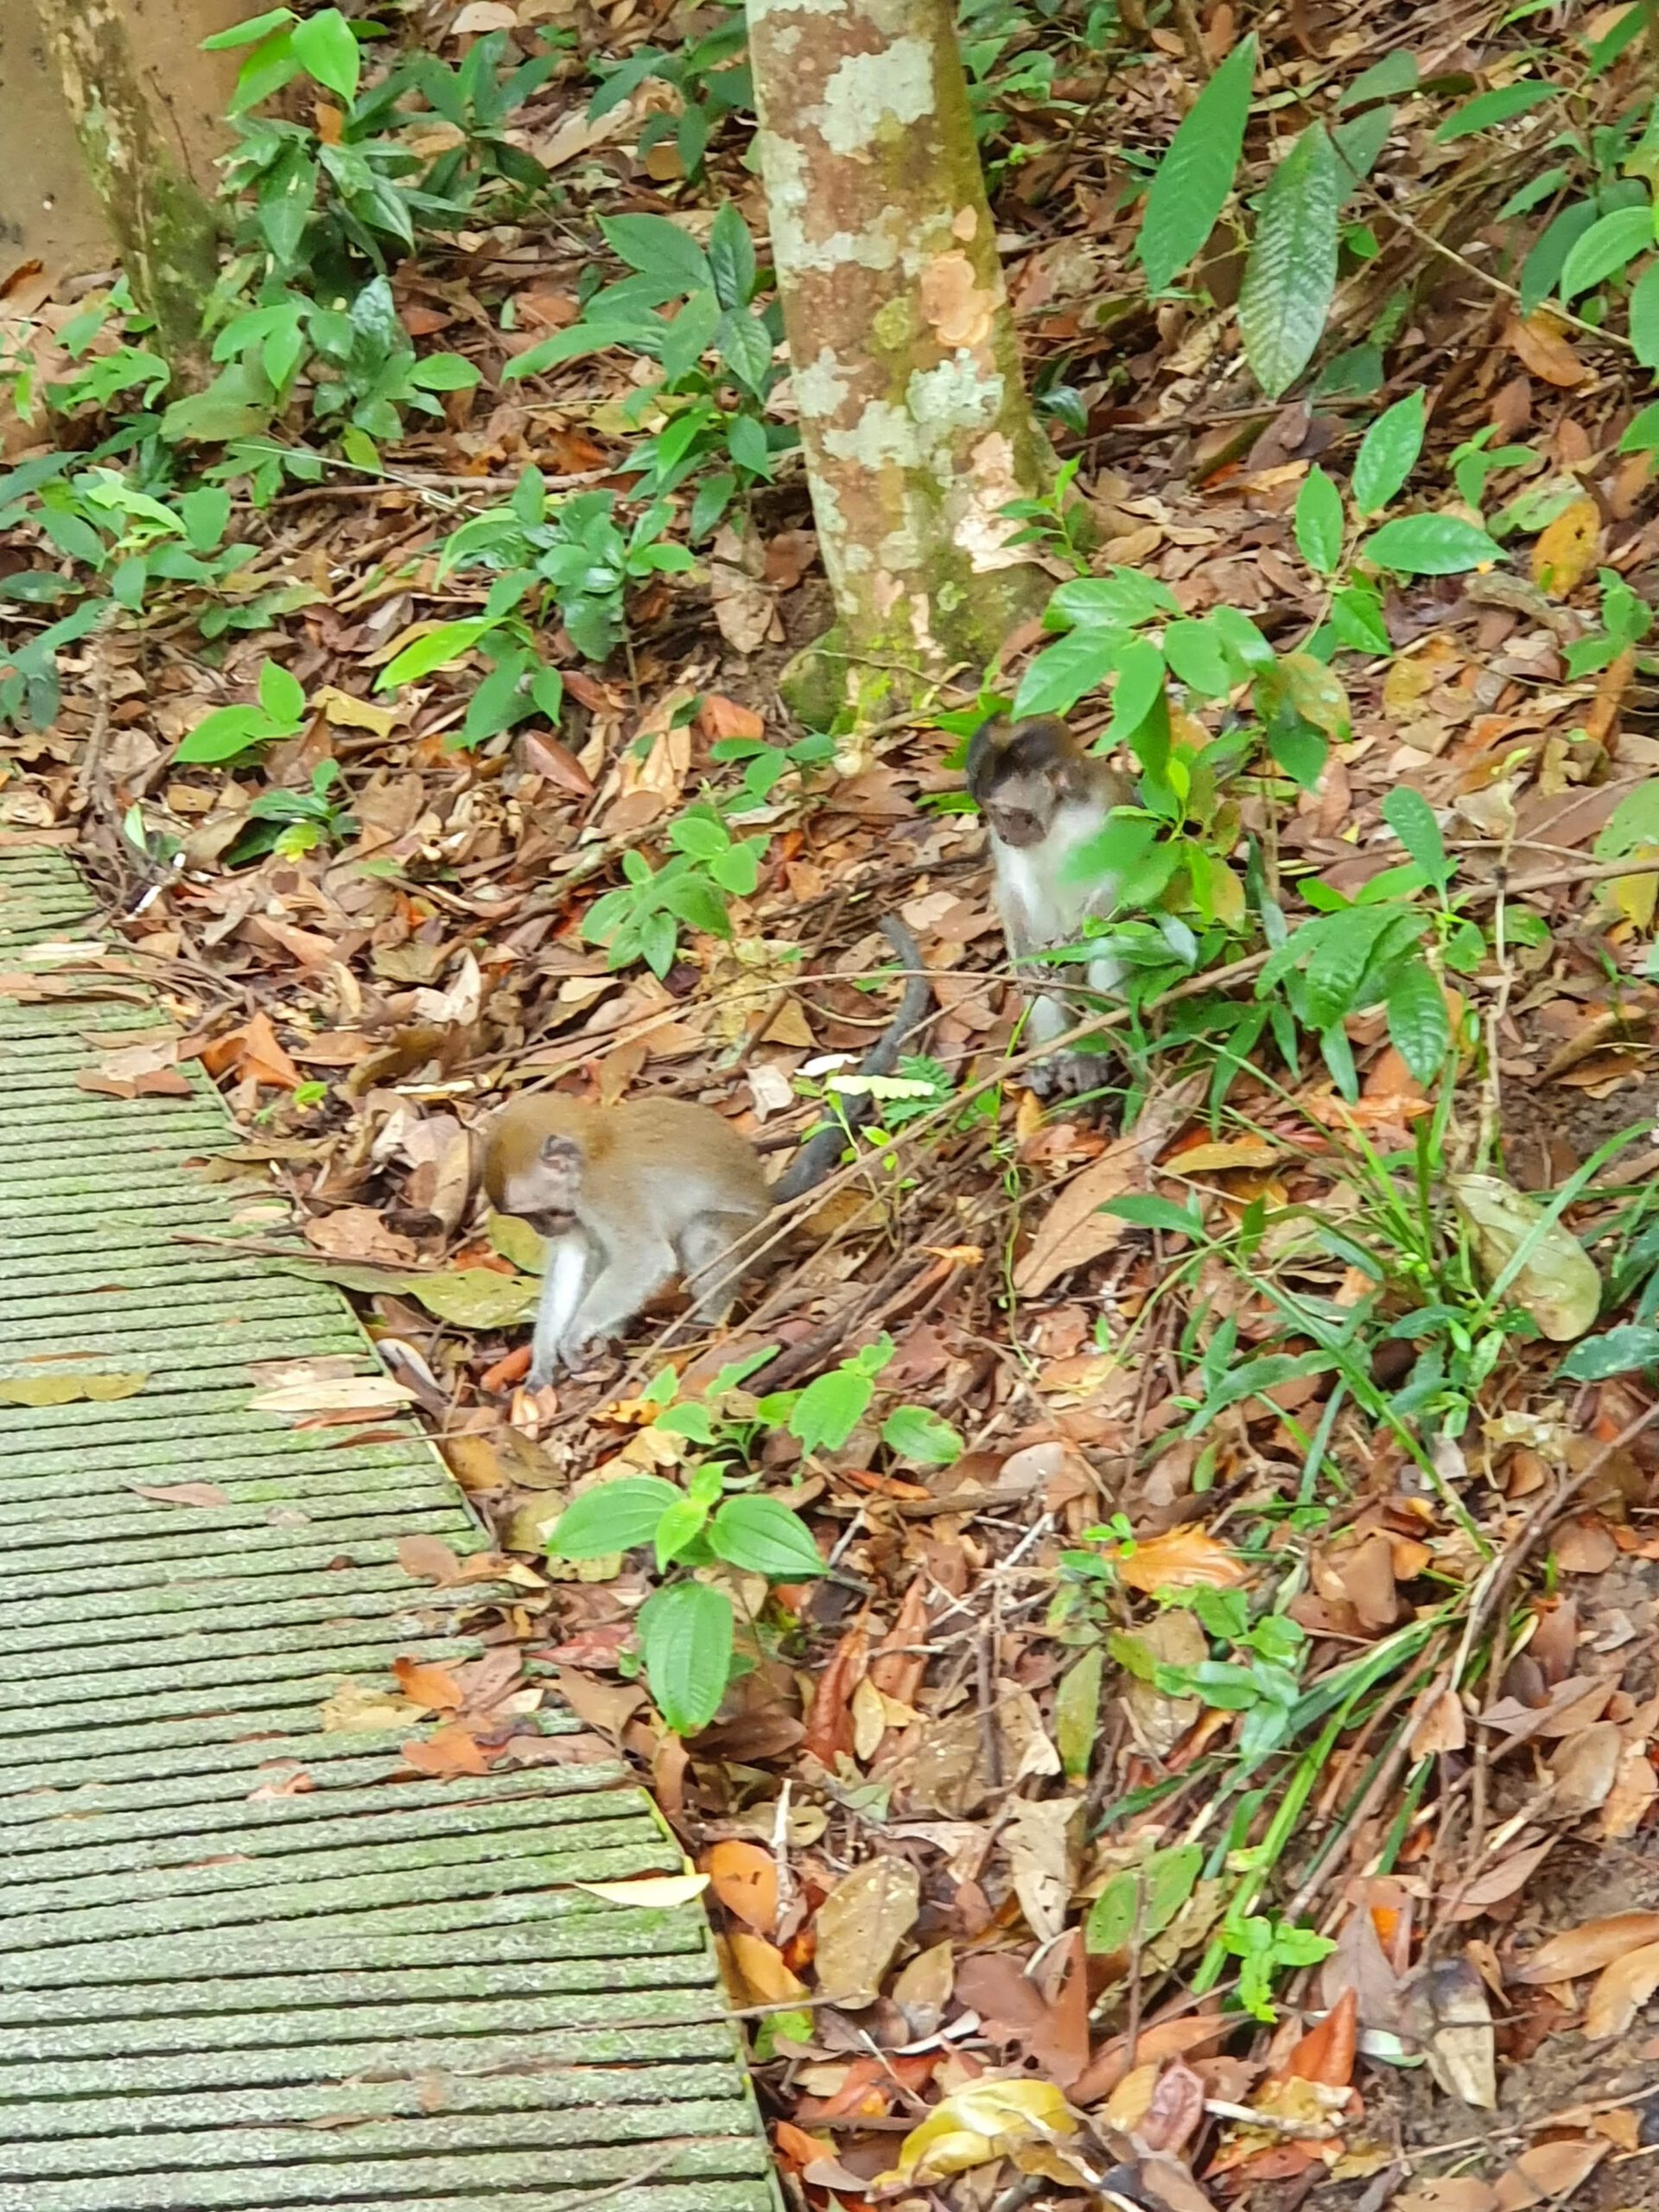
[484,917,930,1382]
[965,712,1135,1095]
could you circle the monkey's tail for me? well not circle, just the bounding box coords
[771,914,932,1205]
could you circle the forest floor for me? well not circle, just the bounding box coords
[5,1,1659,2209]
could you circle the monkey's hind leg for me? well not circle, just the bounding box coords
[679,1211,765,1324]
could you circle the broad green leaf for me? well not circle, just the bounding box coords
[789,1364,874,1454]
[1595,779,1659,858]
[1385,959,1450,1084]
[639,1580,733,1735]
[549,1475,683,1559]
[203,7,294,47]
[1048,569,1179,629]
[375,616,498,690]
[1630,262,1659,370]
[258,659,305,726]
[407,353,483,391]
[1135,35,1257,292]
[1434,81,1555,141]
[601,213,711,293]
[290,6,359,101]
[401,1268,538,1328]
[1238,123,1342,397]
[1560,206,1654,299]
[1085,1843,1203,1955]
[1163,618,1232,698]
[709,1496,825,1580]
[880,1405,963,1466]
[1105,638,1166,744]
[1522,201,1599,317]
[1294,465,1344,574]
[1340,52,1417,107]
[717,309,773,394]
[1560,1325,1659,1381]
[1055,1646,1104,1781]
[1013,626,1127,718]
[1363,513,1502,575]
[1351,389,1426,514]
[175,704,273,764]
[1102,1193,1205,1236]
[708,201,757,309]
[1382,785,1450,889]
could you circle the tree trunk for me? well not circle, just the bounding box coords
[33,0,222,386]
[747,0,1052,736]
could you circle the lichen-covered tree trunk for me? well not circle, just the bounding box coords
[33,0,221,386]
[747,0,1053,733]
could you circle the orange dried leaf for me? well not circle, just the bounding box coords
[702,1840,779,1934]
[1112,1526,1249,1595]
[1531,496,1600,598]
[391,1657,466,1712]
[1585,1942,1659,2037]
[401,1724,492,1777]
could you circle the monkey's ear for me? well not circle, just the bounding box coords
[539,1134,581,1166]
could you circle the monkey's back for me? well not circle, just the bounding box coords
[609,1097,772,1224]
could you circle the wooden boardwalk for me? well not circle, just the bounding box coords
[0,846,775,2212]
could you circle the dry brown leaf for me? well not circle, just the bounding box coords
[1012,1136,1146,1296]
[397,1535,463,1585]
[1584,1941,1659,2038]
[1506,315,1590,388]
[1406,1960,1496,2108]
[728,1932,807,2006]
[1548,1720,1621,1815]
[1003,1795,1084,1945]
[702,1840,779,1933]
[1448,1837,1553,1915]
[401,1724,492,1777]
[1493,2136,1607,2209]
[124,1480,232,1508]
[812,1856,920,2005]
[1513,1911,1659,1983]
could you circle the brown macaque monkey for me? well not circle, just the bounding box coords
[965,712,1135,1095]
[484,916,929,1382]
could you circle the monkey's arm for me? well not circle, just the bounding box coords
[771,914,931,1204]
[566,1215,680,1354]
[528,1231,596,1387]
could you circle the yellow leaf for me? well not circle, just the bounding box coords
[1167,1136,1283,1173]
[312,684,397,736]
[570,1872,710,1908]
[728,1932,809,2005]
[1531,497,1600,598]
[880,2079,1079,2187]
[1112,1525,1249,1595]
[0,1370,148,1407]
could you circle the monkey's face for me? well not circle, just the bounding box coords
[500,1132,582,1233]
[982,770,1058,849]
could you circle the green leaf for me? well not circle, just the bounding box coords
[258,660,305,726]
[407,353,483,391]
[1294,465,1344,574]
[601,213,711,294]
[1238,123,1342,397]
[708,202,757,310]
[718,311,774,395]
[175,704,273,764]
[1630,263,1659,371]
[1102,1193,1205,1236]
[880,1406,963,1466]
[1560,1325,1659,1381]
[638,1580,733,1735]
[1085,1844,1203,1954]
[1560,206,1654,299]
[1135,35,1257,292]
[709,1496,825,1580]
[1055,1646,1104,1781]
[1363,513,1502,575]
[1434,80,1555,141]
[1385,960,1450,1084]
[1105,638,1166,745]
[790,1364,874,1454]
[1382,785,1450,890]
[1163,618,1232,698]
[549,1476,683,1559]
[376,616,498,690]
[203,7,294,48]
[1267,718,1327,789]
[289,6,359,101]
[1048,569,1179,629]
[1340,53,1417,107]
[1620,399,1659,454]
[1013,626,1128,718]
[1595,779,1659,858]
[1351,389,1426,514]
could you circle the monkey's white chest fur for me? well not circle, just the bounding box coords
[994,802,1118,947]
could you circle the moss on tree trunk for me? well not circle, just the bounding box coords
[34,0,220,386]
[747,0,1052,739]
